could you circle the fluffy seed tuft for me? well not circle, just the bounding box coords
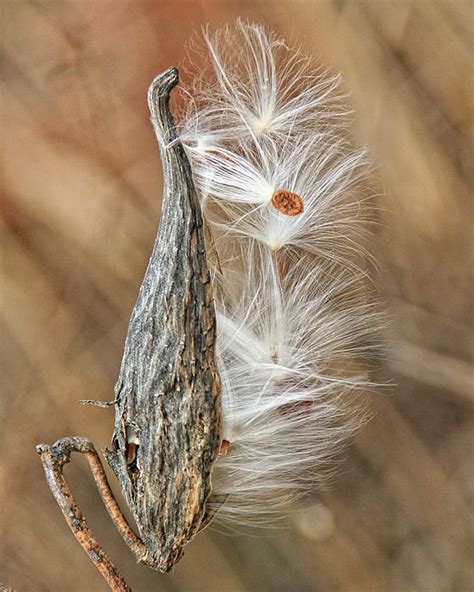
[178,19,382,527]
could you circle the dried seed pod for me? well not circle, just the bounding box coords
[37,67,223,586]
[105,67,222,572]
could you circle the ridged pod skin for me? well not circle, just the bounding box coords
[105,67,221,572]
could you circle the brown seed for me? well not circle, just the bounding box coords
[271,189,304,216]
[219,439,230,456]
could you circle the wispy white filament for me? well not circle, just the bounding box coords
[180,20,351,146]
[178,20,381,526]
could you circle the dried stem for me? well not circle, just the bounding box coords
[36,437,138,592]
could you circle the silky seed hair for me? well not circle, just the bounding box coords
[177,19,382,527]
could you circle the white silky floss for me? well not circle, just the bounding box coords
[177,20,381,527]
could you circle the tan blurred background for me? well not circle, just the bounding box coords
[1,1,473,591]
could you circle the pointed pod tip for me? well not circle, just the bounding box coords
[148,67,179,99]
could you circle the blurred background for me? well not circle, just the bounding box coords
[1,1,473,591]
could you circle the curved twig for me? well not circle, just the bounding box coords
[36,438,133,592]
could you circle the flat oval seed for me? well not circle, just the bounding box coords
[271,189,304,216]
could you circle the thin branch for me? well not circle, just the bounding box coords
[36,438,132,592]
